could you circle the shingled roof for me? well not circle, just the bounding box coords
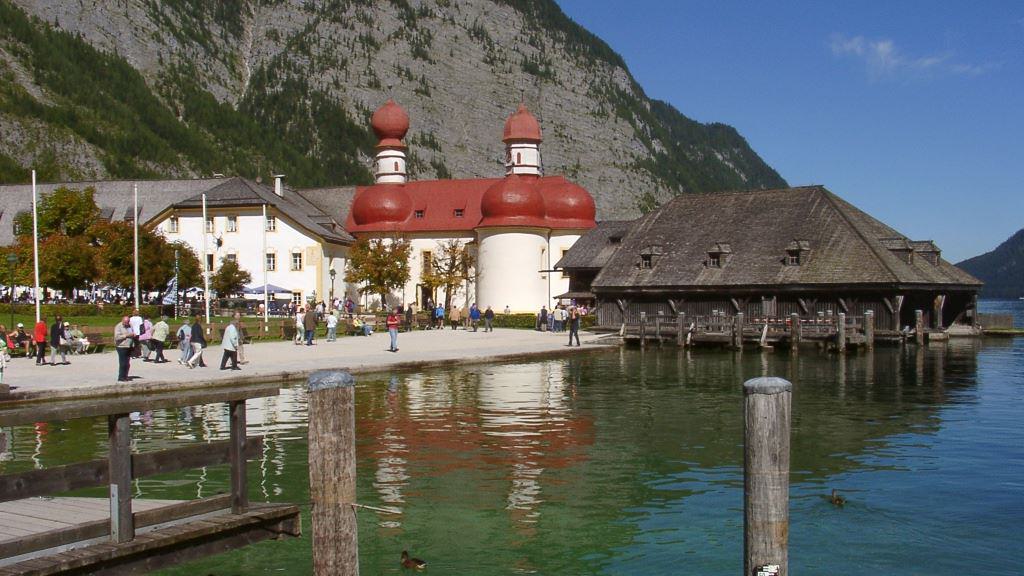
[171,178,354,245]
[590,186,981,291]
[554,220,637,270]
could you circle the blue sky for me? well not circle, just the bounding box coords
[555,0,1023,262]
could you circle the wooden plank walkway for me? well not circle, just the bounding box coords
[0,498,179,549]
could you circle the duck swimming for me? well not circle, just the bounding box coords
[830,489,846,507]
[401,550,426,570]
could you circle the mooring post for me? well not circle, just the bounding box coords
[655,316,663,344]
[744,377,791,576]
[915,310,924,346]
[108,413,134,543]
[789,313,800,352]
[308,370,359,576]
[864,310,875,350]
[639,311,647,349]
[677,313,685,347]
[734,312,745,351]
[229,399,249,514]
[837,312,847,352]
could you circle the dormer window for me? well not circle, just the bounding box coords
[414,210,425,219]
[639,244,662,269]
[785,240,810,266]
[706,242,732,268]
[880,237,914,264]
[911,240,941,265]
[453,208,464,218]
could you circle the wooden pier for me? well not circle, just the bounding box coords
[0,385,300,575]
[621,310,947,350]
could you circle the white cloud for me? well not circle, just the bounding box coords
[829,33,995,81]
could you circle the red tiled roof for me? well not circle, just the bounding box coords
[503,103,542,142]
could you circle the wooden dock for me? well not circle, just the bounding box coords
[0,385,301,575]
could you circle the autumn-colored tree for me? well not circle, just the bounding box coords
[167,241,202,289]
[344,237,411,309]
[422,239,476,313]
[37,234,99,294]
[211,257,252,297]
[13,186,100,240]
[90,221,201,291]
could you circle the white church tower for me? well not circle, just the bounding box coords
[371,99,409,184]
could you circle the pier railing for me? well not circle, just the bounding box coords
[623,312,874,350]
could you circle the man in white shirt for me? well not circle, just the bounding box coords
[326,311,339,342]
[128,309,143,358]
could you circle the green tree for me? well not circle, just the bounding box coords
[14,186,101,240]
[422,239,475,313]
[167,241,202,289]
[90,221,198,291]
[36,234,99,295]
[211,257,252,297]
[344,237,411,309]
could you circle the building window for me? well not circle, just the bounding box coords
[414,210,425,219]
[291,251,303,271]
[454,208,464,218]
[266,215,277,232]
[786,252,801,266]
[422,251,433,275]
[226,253,237,263]
[167,216,179,233]
[265,252,276,272]
[227,216,238,233]
[206,254,214,272]
[640,254,653,269]
[292,292,303,306]
[561,248,570,278]
[707,255,721,268]
[205,217,214,233]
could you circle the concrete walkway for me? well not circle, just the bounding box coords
[0,328,614,402]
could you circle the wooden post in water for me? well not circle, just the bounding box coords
[915,310,924,346]
[744,377,791,576]
[228,399,249,514]
[733,313,745,351]
[639,311,647,349]
[308,370,359,576]
[837,312,846,352]
[677,314,685,347]
[864,310,875,350]
[655,316,662,345]
[789,313,800,353]
[108,414,134,543]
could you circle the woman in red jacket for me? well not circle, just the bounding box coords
[33,316,47,365]
[386,308,400,353]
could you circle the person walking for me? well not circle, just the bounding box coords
[325,311,338,342]
[404,304,413,332]
[294,308,305,345]
[303,305,317,345]
[139,316,154,361]
[151,316,170,363]
[434,303,444,330]
[220,318,241,370]
[186,315,207,368]
[449,305,462,331]
[176,319,192,364]
[114,316,133,381]
[49,316,69,365]
[232,312,248,363]
[538,306,548,332]
[386,308,400,352]
[567,306,581,347]
[484,305,495,332]
[129,309,143,358]
[33,316,48,365]
[469,304,481,332]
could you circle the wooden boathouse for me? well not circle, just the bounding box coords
[556,186,982,347]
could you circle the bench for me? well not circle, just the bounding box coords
[81,332,107,354]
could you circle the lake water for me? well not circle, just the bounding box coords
[1,301,1021,575]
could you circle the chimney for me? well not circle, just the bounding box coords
[273,174,285,197]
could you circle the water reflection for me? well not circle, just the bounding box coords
[0,334,1019,575]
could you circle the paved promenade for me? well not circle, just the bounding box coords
[0,328,612,401]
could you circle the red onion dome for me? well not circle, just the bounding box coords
[479,176,546,226]
[371,99,409,148]
[351,185,412,225]
[502,103,542,143]
[543,180,596,223]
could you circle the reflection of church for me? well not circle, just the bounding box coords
[348,100,597,311]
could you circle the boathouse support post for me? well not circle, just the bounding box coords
[733,313,745,351]
[933,295,945,330]
[865,311,875,350]
[837,313,847,352]
[915,310,924,345]
[229,399,249,514]
[108,413,134,543]
[744,377,791,576]
[655,315,663,344]
[677,313,685,347]
[639,311,647,348]
[789,313,800,352]
[308,370,359,576]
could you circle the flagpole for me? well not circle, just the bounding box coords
[133,183,140,308]
[174,249,180,319]
[202,192,210,327]
[31,170,40,322]
[262,203,269,332]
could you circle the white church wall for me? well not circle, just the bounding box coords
[549,231,581,303]
[476,228,549,313]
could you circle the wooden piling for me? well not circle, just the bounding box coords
[228,399,248,514]
[677,314,685,347]
[655,316,662,344]
[837,312,846,352]
[308,370,359,576]
[789,313,800,352]
[915,310,924,346]
[733,313,745,351]
[864,310,875,350]
[744,377,791,576]
[639,311,647,349]
[108,414,134,543]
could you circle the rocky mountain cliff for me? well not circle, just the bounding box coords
[0,0,786,218]
[957,229,1024,299]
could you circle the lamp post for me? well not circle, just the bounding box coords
[329,267,336,309]
[6,253,17,329]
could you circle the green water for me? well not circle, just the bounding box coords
[2,305,1022,574]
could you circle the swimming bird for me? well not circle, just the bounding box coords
[830,489,846,507]
[401,550,427,570]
